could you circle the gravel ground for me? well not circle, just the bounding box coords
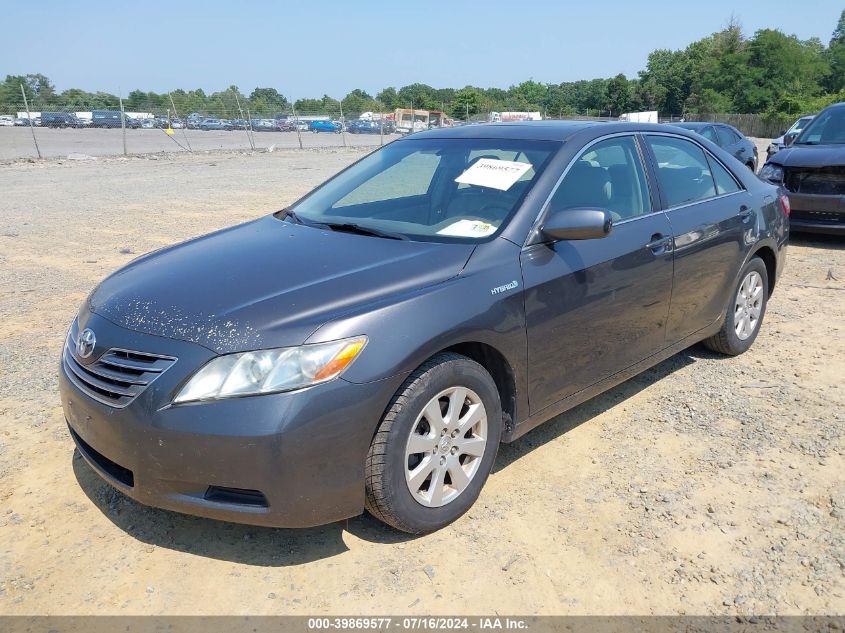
[0,148,843,615]
[0,126,389,160]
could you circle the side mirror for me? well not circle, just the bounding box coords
[540,208,613,241]
[779,129,786,136]
[784,132,798,146]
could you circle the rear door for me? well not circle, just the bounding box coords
[521,134,674,413]
[643,133,755,343]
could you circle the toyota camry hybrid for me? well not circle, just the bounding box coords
[61,121,788,534]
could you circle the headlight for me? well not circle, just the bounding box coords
[759,163,783,182]
[173,336,367,403]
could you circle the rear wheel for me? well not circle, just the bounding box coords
[365,353,502,533]
[703,257,768,356]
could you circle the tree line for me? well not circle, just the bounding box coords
[3,11,844,123]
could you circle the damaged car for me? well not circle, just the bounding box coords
[760,101,845,234]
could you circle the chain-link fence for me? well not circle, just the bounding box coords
[0,101,406,160]
[0,100,786,161]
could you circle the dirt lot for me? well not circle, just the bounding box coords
[0,148,843,616]
[0,126,388,160]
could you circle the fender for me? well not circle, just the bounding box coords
[305,237,530,428]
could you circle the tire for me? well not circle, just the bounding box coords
[365,352,502,534]
[703,256,768,356]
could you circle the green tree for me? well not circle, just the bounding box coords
[605,73,631,116]
[451,87,482,119]
[376,87,398,110]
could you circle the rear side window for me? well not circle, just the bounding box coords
[708,156,742,195]
[549,136,651,221]
[646,136,717,208]
[716,126,739,146]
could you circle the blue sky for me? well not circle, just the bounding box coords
[1,0,841,98]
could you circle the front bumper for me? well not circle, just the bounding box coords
[61,313,404,527]
[787,192,845,235]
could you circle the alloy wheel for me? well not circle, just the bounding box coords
[404,387,488,508]
[734,270,764,340]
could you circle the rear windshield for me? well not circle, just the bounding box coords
[288,138,560,242]
[796,107,845,145]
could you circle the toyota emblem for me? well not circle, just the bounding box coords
[76,328,96,359]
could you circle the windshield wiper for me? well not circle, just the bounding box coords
[322,222,409,240]
[277,208,331,229]
[278,207,306,224]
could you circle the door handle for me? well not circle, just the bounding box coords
[738,205,754,223]
[645,233,672,254]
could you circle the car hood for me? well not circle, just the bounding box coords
[769,144,845,168]
[87,215,475,354]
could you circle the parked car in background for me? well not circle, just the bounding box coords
[91,111,124,128]
[310,120,341,133]
[276,120,295,132]
[0,115,14,126]
[41,112,84,128]
[671,122,758,171]
[13,117,32,126]
[291,120,309,131]
[767,114,815,158]
[199,118,233,131]
[141,119,156,129]
[760,101,845,234]
[61,121,787,534]
[348,120,383,134]
[250,119,276,132]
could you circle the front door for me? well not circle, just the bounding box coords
[521,135,674,414]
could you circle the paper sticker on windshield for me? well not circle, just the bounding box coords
[437,219,497,237]
[455,159,531,191]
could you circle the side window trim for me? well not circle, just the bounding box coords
[704,150,745,194]
[641,132,746,213]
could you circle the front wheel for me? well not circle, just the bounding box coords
[365,353,502,534]
[703,256,769,355]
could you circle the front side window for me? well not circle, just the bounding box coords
[289,138,559,242]
[646,136,717,208]
[700,126,718,143]
[548,136,651,221]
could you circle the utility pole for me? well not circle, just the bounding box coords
[291,98,303,150]
[233,90,254,150]
[339,100,347,148]
[20,84,41,159]
[119,91,127,156]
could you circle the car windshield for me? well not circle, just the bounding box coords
[796,107,845,145]
[287,137,560,242]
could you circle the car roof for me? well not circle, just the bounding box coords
[407,120,700,142]
[670,122,713,129]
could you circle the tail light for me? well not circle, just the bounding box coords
[780,195,790,217]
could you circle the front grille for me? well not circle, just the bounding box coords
[784,166,845,195]
[791,209,845,225]
[63,332,176,408]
